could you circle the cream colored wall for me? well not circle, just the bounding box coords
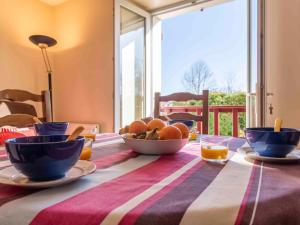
[53,0,114,132]
[0,0,115,131]
[265,0,300,128]
[0,0,55,116]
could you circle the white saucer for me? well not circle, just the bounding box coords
[238,147,300,163]
[0,160,96,188]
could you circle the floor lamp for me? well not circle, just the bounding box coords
[29,35,57,120]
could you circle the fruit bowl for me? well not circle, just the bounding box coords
[122,137,188,155]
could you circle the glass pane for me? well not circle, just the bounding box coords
[251,0,258,93]
[249,0,258,127]
[120,7,145,127]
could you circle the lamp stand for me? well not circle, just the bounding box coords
[29,35,57,122]
[48,72,53,119]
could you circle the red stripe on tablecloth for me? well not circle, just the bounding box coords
[123,153,234,225]
[236,161,262,225]
[0,185,34,207]
[30,152,197,225]
[234,162,259,225]
[94,150,138,169]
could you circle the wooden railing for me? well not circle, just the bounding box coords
[161,105,246,137]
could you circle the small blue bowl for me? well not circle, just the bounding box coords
[34,122,69,135]
[168,120,194,129]
[5,135,84,181]
[245,127,300,158]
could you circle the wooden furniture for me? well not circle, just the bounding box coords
[154,90,209,134]
[0,89,52,127]
[161,105,245,137]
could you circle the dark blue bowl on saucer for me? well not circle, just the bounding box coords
[168,120,194,129]
[5,135,84,181]
[34,122,69,135]
[245,127,300,158]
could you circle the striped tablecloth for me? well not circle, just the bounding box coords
[0,134,300,225]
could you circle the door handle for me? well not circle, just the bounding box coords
[268,103,274,115]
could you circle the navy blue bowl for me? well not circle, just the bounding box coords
[34,122,69,135]
[168,120,194,129]
[245,127,300,158]
[5,135,84,181]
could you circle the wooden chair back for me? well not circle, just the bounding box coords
[154,90,209,134]
[0,89,52,127]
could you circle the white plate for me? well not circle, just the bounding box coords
[123,137,188,155]
[238,147,300,163]
[0,160,96,188]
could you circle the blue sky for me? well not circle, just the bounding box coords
[161,0,248,94]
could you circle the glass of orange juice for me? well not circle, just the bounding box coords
[201,144,229,162]
[80,138,93,160]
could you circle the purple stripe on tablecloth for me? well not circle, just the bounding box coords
[227,138,247,152]
[250,162,300,225]
[234,161,261,225]
[125,158,230,225]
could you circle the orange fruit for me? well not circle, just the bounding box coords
[80,147,92,160]
[172,123,189,139]
[147,119,166,131]
[159,125,182,140]
[128,120,148,134]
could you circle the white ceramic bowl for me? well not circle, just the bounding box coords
[122,137,188,155]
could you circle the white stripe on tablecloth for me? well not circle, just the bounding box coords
[0,160,10,168]
[100,157,203,225]
[249,162,263,225]
[0,155,159,225]
[93,138,124,148]
[179,152,254,225]
[95,135,120,142]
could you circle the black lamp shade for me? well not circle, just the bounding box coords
[29,35,57,47]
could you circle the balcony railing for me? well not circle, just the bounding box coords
[161,105,246,137]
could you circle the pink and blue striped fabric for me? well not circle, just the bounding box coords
[0,134,299,225]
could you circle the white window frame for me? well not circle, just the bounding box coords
[151,0,265,128]
[114,0,265,131]
[114,0,152,131]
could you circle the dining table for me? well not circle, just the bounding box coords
[0,133,300,225]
